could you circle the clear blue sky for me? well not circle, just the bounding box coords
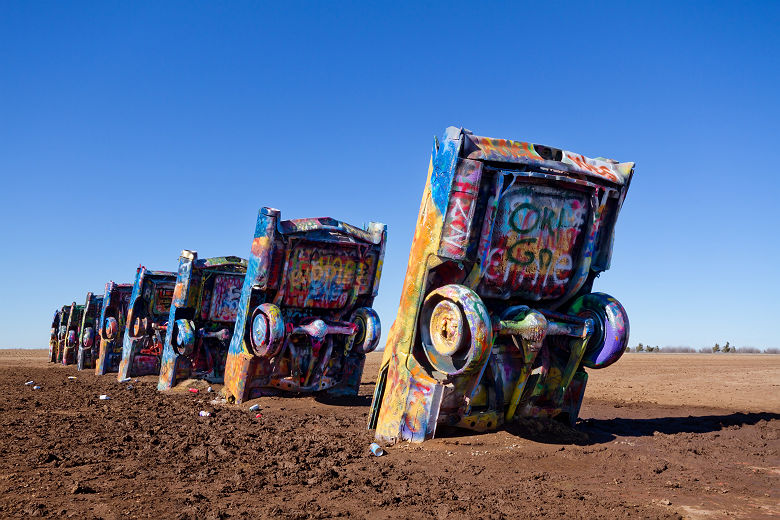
[1,1,778,350]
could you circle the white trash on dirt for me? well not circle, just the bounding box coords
[32,385,42,390]
[118,377,131,383]
[369,443,385,457]
[98,394,110,400]
[199,410,212,417]
[249,404,260,412]
[207,386,213,393]
[67,376,77,380]
[25,380,34,386]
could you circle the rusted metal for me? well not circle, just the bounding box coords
[370,127,633,444]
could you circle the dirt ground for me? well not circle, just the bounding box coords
[0,350,777,519]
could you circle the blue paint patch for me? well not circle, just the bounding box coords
[118,268,144,380]
[430,127,461,216]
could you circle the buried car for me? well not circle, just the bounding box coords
[117,267,176,381]
[96,282,133,375]
[369,127,634,444]
[77,292,104,370]
[222,207,386,403]
[61,302,85,365]
[157,251,247,390]
[55,304,72,363]
[49,306,69,363]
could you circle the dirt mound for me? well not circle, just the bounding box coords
[0,352,777,519]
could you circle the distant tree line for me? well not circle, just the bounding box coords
[626,342,779,354]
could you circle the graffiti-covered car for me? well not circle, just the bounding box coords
[117,267,176,381]
[96,282,133,375]
[370,127,634,444]
[77,292,104,371]
[62,302,85,365]
[49,307,67,363]
[157,252,247,390]
[54,304,72,363]
[223,207,386,403]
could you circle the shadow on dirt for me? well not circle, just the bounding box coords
[488,412,780,446]
[502,417,591,445]
[314,394,373,407]
[579,411,780,444]
[438,417,592,445]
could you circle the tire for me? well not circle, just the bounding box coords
[82,327,94,348]
[172,319,196,356]
[567,292,629,369]
[132,316,149,337]
[419,284,493,376]
[349,307,381,354]
[104,317,119,339]
[249,303,285,357]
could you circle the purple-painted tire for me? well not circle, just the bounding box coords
[350,307,381,354]
[567,292,629,369]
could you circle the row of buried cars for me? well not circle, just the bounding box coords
[48,127,635,445]
[50,208,386,400]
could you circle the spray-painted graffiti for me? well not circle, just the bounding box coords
[95,282,133,375]
[209,275,243,322]
[199,288,212,320]
[466,134,632,186]
[480,185,589,300]
[439,159,482,259]
[49,309,61,363]
[158,252,248,391]
[151,286,174,314]
[440,193,475,258]
[562,152,620,183]
[284,245,371,309]
[371,126,634,445]
[62,304,85,366]
[222,207,386,404]
[77,292,104,371]
[51,306,70,363]
[118,268,177,380]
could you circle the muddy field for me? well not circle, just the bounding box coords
[0,350,777,519]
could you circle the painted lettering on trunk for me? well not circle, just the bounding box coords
[479,185,587,300]
[284,246,368,309]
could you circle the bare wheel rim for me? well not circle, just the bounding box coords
[429,299,465,357]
